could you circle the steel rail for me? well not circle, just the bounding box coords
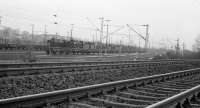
[0,68,199,108]
[147,83,200,108]
[0,59,184,68]
[0,61,184,77]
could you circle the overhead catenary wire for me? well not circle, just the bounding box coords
[0,11,146,47]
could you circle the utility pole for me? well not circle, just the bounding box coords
[99,17,104,54]
[104,19,111,54]
[105,23,108,54]
[105,19,111,45]
[141,24,149,50]
[127,24,149,50]
[70,24,74,40]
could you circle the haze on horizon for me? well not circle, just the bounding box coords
[0,0,200,50]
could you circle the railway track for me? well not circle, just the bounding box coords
[1,68,200,108]
[0,59,183,68]
[0,61,185,77]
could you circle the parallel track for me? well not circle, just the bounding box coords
[1,68,200,108]
[0,61,185,77]
[0,59,183,68]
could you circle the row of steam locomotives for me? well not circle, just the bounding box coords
[47,38,145,55]
[0,38,47,51]
[0,37,145,54]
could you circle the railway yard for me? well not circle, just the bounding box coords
[1,0,200,107]
[0,59,200,108]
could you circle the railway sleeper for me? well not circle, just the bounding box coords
[87,97,147,108]
[157,81,200,87]
[152,83,192,90]
[101,95,155,105]
[125,89,167,98]
[144,85,186,92]
[164,81,200,87]
[116,92,164,101]
[69,102,100,108]
[134,87,176,96]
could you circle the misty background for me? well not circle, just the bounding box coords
[0,0,200,50]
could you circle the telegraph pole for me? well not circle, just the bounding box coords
[104,19,111,54]
[106,23,109,45]
[106,24,108,54]
[141,24,149,50]
[99,17,104,54]
[105,20,111,45]
[127,24,149,50]
[99,17,104,43]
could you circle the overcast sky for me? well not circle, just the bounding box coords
[1,0,200,50]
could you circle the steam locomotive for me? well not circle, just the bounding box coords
[46,38,144,55]
[0,36,145,55]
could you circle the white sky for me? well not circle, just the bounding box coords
[1,0,200,50]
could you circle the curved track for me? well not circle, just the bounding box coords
[1,68,200,108]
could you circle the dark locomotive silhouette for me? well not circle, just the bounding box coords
[46,38,144,55]
[0,36,145,55]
